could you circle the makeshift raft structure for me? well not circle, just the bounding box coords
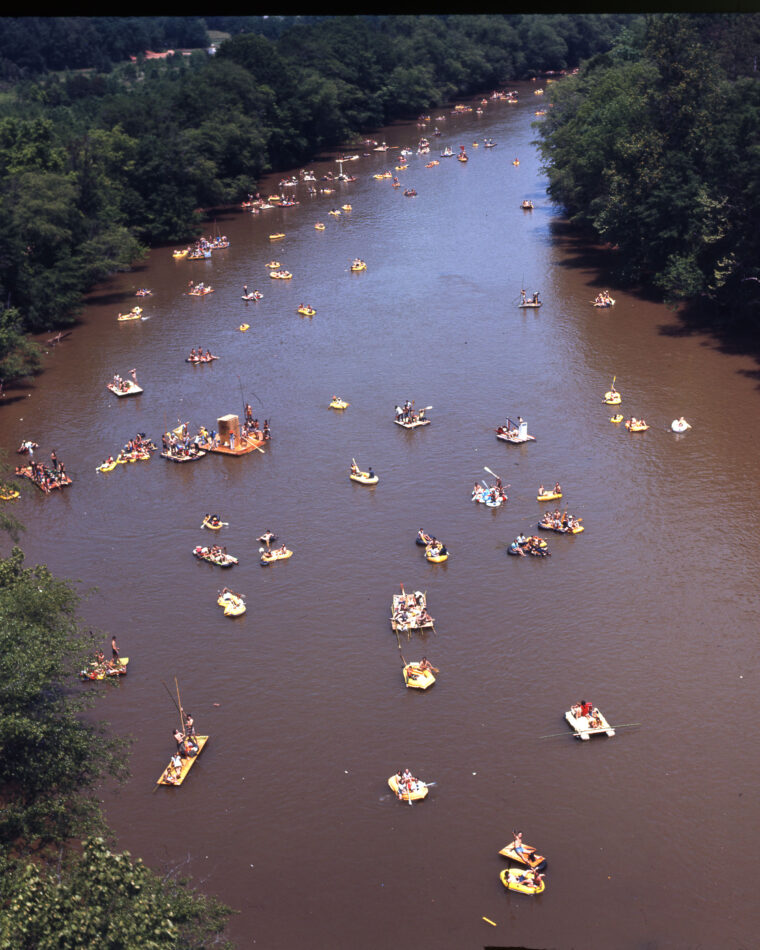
[565,706,615,740]
[157,736,209,785]
[499,840,546,870]
[496,418,535,444]
[390,585,435,635]
[79,658,129,681]
[107,380,143,397]
[198,414,266,456]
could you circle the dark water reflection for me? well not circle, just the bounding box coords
[2,82,759,949]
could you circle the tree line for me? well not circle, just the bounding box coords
[537,13,760,332]
[0,14,636,386]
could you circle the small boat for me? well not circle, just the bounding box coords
[265,261,281,268]
[610,414,623,424]
[537,490,562,502]
[96,460,118,473]
[260,547,293,565]
[107,380,143,397]
[521,200,534,210]
[297,306,316,316]
[350,261,367,272]
[187,286,214,296]
[594,297,616,308]
[117,306,143,322]
[390,586,434,633]
[172,249,189,260]
[440,147,454,157]
[625,419,649,432]
[498,842,546,870]
[193,546,238,568]
[161,448,206,463]
[349,462,378,485]
[603,391,621,405]
[424,544,448,563]
[269,270,292,280]
[0,487,20,500]
[402,663,437,689]
[157,736,209,786]
[201,516,225,530]
[241,291,263,301]
[269,233,285,240]
[512,159,520,165]
[79,658,130,681]
[388,774,429,802]
[565,705,615,740]
[403,189,417,197]
[538,518,584,535]
[500,867,545,895]
[518,299,541,308]
[329,398,349,410]
[342,204,352,211]
[671,418,691,432]
[238,324,250,332]
[217,590,246,616]
[472,487,505,507]
[394,404,431,428]
[314,223,326,230]
[495,418,535,444]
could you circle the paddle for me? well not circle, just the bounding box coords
[539,721,641,739]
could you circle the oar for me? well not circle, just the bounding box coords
[539,722,641,739]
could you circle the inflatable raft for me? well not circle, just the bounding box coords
[500,867,545,895]
[350,467,378,485]
[537,490,562,502]
[388,774,429,802]
[297,306,316,316]
[79,658,129,680]
[424,545,448,563]
[625,420,649,432]
[217,591,246,616]
[610,414,623,424]
[402,664,436,689]
[260,548,293,565]
[193,546,238,568]
[117,307,143,322]
[671,418,691,432]
[329,398,349,410]
[603,391,621,405]
[350,262,367,272]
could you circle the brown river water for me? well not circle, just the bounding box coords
[2,82,759,950]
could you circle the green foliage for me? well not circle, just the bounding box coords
[0,547,127,852]
[0,837,234,949]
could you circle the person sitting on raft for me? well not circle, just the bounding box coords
[510,539,527,556]
[350,461,359,476]
[418,657,438,672]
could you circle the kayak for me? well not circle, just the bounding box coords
[498,842,547,870]
[500,867,545,895]
[350,469,378,485]
[537,490,562,502]
[403,664,436,689]
[217,591,246,616]
[329,399,349,410]
[388,774,429,802]
[156,736,208,786]
[260,548,293,565]
[79,657,129,680]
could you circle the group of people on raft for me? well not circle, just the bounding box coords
[509,534,550,557]
[100,433,156,469]
[186,348,217,364]
[416,530,447,558]
[394,401,428,425]
[391,768,426,798]
[520,289,541,305]
[163,712,200,784]
[161,427,206,460]
[392,589,434,630]
[109,370,139,393]
[472,481,507,505]
[594,291,614,307]
[80,636,125,680]
[187,281,213,296]
[539,509,582,532]
[569,700,604,729]
[16,451,71,493]
[193,544,237,567]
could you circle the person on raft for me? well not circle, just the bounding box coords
[418,657,438,672]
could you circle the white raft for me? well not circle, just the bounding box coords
[565,707,615,740]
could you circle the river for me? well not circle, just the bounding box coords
[2,80,759,950]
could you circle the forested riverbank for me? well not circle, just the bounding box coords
[538,13,760,338]
[0,14,634,385]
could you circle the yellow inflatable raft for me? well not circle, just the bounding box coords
[500,867,545,895]
[537,490,562,502]
[172,249,189,260]
[269,233,285,240]
[260,548,293,565]
[603,392,621,405]
[342,204,352,211]
[625,420,649,432]
[329,398,349,410]
[315,223,325,230]
[350,262,367,272]
[297,306,316,316]
[388,774,429,802]
[0,488,20,500]
[265,261,280,268]
[238,324,250,332]
[96,460,118,473]
[424,545,448,563]
[350,468,378,485]
[217,591,246,616]
[403,664,436,689]
[610,414,623,423]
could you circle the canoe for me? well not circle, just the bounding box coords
[216,592,246,615]
[402,665,436,689]
[107,382,143,397]
[329,399,349,410]
[500,867,545,895]
[537,491,562,502]
[156,736,208,786]
[297,307,316,316]
[603,392,621,405]
[79,657,130,680]
[350,470,378,485]
[625,421,649,432]
[498,842,547,870]
[565,706,615,740]
[610,414,623,423]
[260,548,293,565]
[388,774,429,802]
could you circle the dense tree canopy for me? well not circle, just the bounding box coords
[538,12,760,327]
